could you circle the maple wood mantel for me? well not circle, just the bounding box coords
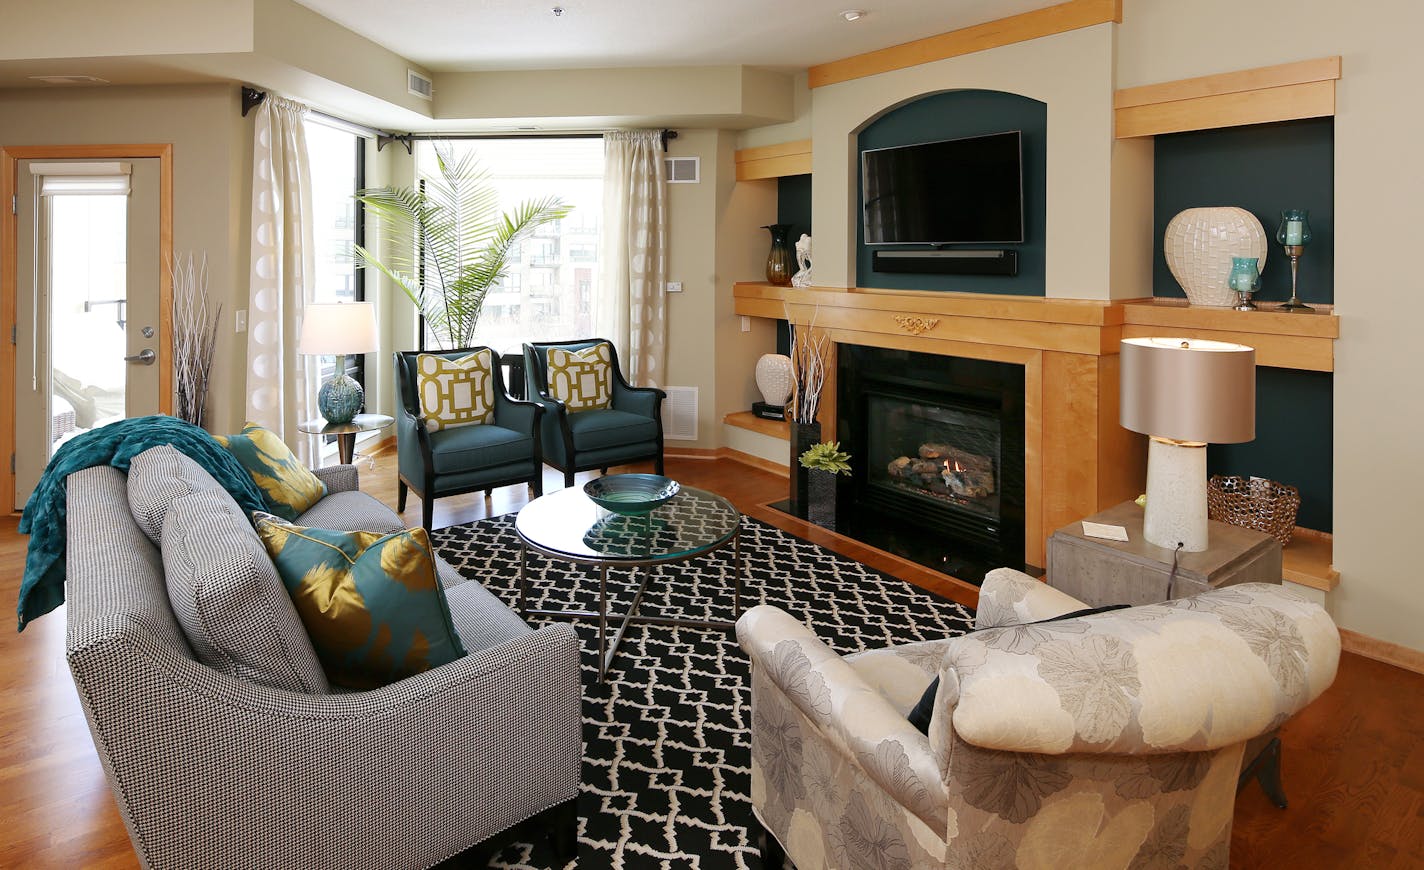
[732,282,1340,569]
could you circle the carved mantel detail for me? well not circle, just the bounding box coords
[893,315,940,336]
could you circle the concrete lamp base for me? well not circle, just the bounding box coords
[1143,437,1209,553]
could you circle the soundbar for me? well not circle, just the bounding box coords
[872,249,1018,276]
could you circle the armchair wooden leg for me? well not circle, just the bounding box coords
[1239,736,1289,808]
[422,497,433,532]
[484,488,492,499]
[397,480,408,512]
[655,454,665,476]
[599,466,608,475]
[564,469,575,488]
[756,815,787,869]
[542,797,579,864]
[531,475,544,498]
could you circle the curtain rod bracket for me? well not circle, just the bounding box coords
[377,134,414,155]
[661,129,678,152]
[241,87,266,117]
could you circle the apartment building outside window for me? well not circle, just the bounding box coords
[414,137,603,355]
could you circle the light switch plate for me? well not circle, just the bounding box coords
[667,281,683,293]
[235,309,247,332]
[740,316,751,332]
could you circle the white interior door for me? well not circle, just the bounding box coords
[13,158,161,509]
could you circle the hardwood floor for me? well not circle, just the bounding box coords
[1,454,1420,868]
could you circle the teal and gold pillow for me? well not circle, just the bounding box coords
[216,422,327,521]
[416,350,495,431]
[254,514,466,689]
[547,342,613,412]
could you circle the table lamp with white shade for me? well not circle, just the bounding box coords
[1120,337,1256,552]
[298,301,377,424]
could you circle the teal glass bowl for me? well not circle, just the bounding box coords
[583,474,681,515]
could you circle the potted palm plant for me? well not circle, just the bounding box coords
[353,144,572,349]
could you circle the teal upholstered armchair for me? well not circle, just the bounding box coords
[523,338,665,488]
[393,348,544,529]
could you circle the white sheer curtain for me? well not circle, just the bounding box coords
[246,95,318,461]
[598,130,668,387]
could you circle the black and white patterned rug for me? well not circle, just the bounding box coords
[431,514,975,869]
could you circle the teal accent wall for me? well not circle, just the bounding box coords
[1154,118,1334,304]
[775,174,811,356]
[1208,366,1332,532]
[855,89,1047,294]
[1153,118,1334,532]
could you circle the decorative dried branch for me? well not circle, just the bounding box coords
[171,253,222,429]
[787,303,829,426]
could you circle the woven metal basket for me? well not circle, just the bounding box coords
[1207,475,1301,546]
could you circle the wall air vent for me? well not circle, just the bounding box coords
[661,386,699,440]
[407,69,434,100]
[665,157,700,184]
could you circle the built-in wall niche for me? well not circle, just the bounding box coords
[855,88,1047,294]
[1209,365,1333,532]
[774,174,812,356]
[1154,117,1334,305]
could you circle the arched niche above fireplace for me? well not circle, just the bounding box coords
[855,89,1047,296]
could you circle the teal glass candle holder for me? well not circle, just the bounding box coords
[1275,208,1314,312]
[1228,256,1260,311]
[1275,209,1313,247]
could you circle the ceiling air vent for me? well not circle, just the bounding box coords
[407,69,434,100]
[28,75,109,85]
[665,157,700,184]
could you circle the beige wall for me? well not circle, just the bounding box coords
[0,83,250,433]
[807,24,1119,298]
[1116,0,1424,654]
[663,130,778,450]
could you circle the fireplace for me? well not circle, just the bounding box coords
[836,345,1026,578]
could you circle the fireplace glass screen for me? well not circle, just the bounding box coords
[866,393,1001,522]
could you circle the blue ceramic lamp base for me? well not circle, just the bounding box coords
[318,354,364,424]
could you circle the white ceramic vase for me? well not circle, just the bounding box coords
[755,354,793,406]
[1163,207,1268,307]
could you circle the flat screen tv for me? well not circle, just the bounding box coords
[862,130,1024,245]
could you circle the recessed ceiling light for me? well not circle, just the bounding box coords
[841,9,867,22]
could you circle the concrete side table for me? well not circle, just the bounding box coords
[1047,499,1281,608]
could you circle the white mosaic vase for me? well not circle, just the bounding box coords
[755,354,793,406]
[1164,207,1268,307]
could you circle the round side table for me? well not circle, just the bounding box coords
[299,413,394,465]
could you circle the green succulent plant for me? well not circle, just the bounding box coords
[799,441,852,476]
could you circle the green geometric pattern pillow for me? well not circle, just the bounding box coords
[254,514,466,690]
[215,422,327,521]
[547,342,613,412]
[416,350,495,432]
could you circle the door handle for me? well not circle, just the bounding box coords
[124,348,156,365]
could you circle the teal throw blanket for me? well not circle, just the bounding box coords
[17,415,267,631]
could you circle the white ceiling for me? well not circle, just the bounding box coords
[292,0,1060,72]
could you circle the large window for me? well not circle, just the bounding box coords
[415,137,604,354]
[305,119,365,401]
[305,121,365,449]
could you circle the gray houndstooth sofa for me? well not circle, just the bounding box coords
[63,448,582,869]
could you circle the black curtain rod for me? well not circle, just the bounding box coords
[241,87,385,139]
[241,87,679,155]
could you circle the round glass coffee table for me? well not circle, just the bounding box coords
[514,484,743,681]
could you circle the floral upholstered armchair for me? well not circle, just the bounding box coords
[737,569,1340,869]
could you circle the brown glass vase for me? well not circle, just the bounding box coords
[763,223,793,286]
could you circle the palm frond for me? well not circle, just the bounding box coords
[351,144,572,349]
